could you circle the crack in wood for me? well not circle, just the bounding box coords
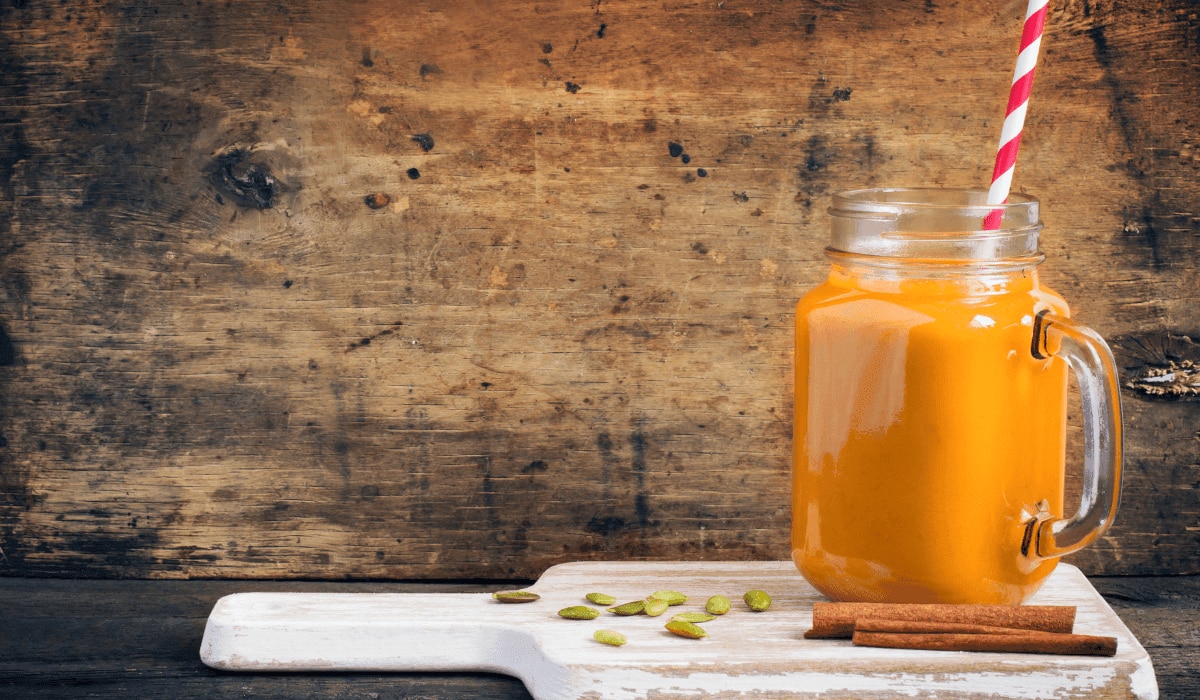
[1112,332,1200,401]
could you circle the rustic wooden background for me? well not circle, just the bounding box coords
[0,0,1196,581]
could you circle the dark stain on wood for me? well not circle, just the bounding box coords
[0,125,32,244]
[45,528,165,578]
[1084,25,1124,111]
[807,71,833,112]
[565,81,581,93]
[345,321,404,353]
[0,324,14,367]
[411,133,434,152]
[854,131,878,169]
[803,135,832,173]
[0,431,36,571]
[586,515,626,535]
[630,429,652,528]
[1121,206,1165,270]
[1076,9,1196,273]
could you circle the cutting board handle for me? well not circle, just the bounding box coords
[201,592,552,678]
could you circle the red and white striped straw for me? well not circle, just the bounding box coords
[984,0,1049,230]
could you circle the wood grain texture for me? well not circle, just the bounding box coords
[1092,575,1200,700]
[0,0,1198,579]
[0,578,535,700]
[199,561,1156,699]
[2,575,1197,700]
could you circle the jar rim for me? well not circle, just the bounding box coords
[832,187,1038,210]
[827,187,1042,262]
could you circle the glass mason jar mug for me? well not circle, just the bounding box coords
[791,188,1122,604]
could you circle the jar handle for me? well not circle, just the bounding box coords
[1022,310,1123,560]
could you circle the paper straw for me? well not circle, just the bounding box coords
[983,0,1049,230]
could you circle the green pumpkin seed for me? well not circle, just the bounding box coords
[593,629,627,646]
[743,589,771,612]
[586,592,617,606]
[650,590,688,606]
[559,605,601,620]
[643,597,670,617]
[665,619,709,639]
[607,600,646,616]
[705,595,731,615]
[671,612,717,624]
[492,590,540,603]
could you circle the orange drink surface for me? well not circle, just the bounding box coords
[792,264,1070,604]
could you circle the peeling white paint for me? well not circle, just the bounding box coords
[201,561,1157,699]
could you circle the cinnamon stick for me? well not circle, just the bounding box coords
[854,618,1048,636]
[804,603,1076,639]
[852,630,1118,657]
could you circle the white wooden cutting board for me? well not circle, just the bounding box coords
[200,561,1157,699]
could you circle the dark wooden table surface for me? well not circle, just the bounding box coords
[2,575,1196,699]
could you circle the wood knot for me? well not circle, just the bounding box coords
[364,193,390,209]
[208,148,278,210]
[1127,359,1200,399]
[1112,332,1200,401]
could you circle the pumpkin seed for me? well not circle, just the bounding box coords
[671,612,717,624]
[586,592,617,606]
[607,600,646,616]
[743,589,771,612]
[492,590,540,603]
[705,595,731,615]
[643,597,670,617]
[650,590,688,606]
[593,629,628,646]
[665,619,708,639]
[559,605,601,620]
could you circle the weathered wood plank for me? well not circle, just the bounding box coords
[1092,575,1200,700]
[0,0,1197,580]
[0,578,536,699]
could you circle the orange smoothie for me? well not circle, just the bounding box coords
[792,264,1070,604]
